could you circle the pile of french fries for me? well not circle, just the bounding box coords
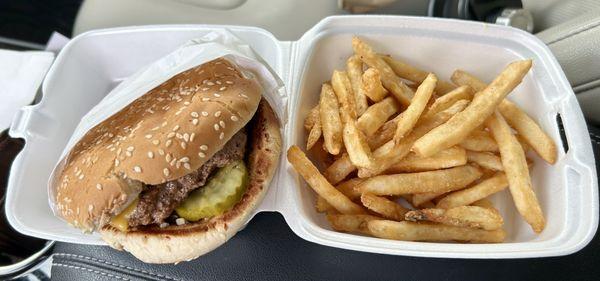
[287,36,558,243]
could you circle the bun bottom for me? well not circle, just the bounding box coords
[100,99,281,264]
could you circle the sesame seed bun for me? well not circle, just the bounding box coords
[53,58,264,232]
[100,99,281,263]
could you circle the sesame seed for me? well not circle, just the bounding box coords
[147,151,154,159]
[190,133,196,142]
[191,112,199,118]
[202,98,210,102]
[166,139,173,147]
[163,168,170,176]
[184,101,190,105]
[79,174,85,180]
[219,87,226,91]
[201,87,209,91]
[170,159,177,166]
[126,151,132,157]
[127,146,135,152]
[115,159,120,166]
[215,111,222,117]
[176,133,182,139]
[133,166,142,173]
[219,121,226,128]
[206,82,215,86]
[214,124,220,131]
[166,154,172,162]
[219,132,225,140]
[145,134,152,139]
[172,125,180,131]
[184,163,191,170]
[201,111,209,117]
[167,132,175,138]
[152,139,160,145]
[88,205,94,212]
[96,184,102,190]
[214,93,221,97]
[183,133,189,142]
[200,145,208,151]
[199,152,206,158]
[231,115,239,122]
[192,119,199,125]
[180,157,190,163]
[216,80,222,85]
[225,80,233,84]
[158,149,165,155]
[241,93,248,99]
[181,142,187,149]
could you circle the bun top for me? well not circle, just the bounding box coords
[53,58,262,231]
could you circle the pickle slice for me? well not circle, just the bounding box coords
[175,160,248,221]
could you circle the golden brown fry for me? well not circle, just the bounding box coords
[362,68,388,102]
[359,100,470,178]
[412,192,445,207]
[412,60,533,157]
[327,214,381,235]
[367,114,401,149]
[380,55,456,94]
[471,198,496,210]
[452,69,557,164]
[367,220,506,242]
[486,113,545,233]
[287,145,365,214]
[405,206,504,230]
[323,153,355,185]
[386,146,467,173]
[343,120,373,168]
[352,37,414,106]
[361,193,409,221]
[357,97,399,136]
[437,172,508,209]
[347,55,369,115]
[332,70,358,123]
[360,165,482,195]
[423,86,474,119]
[304,105,320,131]
[459,130,498,152]
[319,83,343,155]
[466,151,503,171]
[316,196,335,213]
[336,178,366,200]
[393,73,437,143]
[306,110,322,150]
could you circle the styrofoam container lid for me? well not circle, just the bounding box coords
[6,16,598,258]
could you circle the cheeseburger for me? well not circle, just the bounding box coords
[52,58,282,263]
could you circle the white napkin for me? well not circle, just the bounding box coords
[0,50,54,131]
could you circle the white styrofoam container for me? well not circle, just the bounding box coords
[6,16,598,258]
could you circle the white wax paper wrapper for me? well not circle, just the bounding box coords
[48,29,287,214]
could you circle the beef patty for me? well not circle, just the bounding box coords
[128,130,247,227]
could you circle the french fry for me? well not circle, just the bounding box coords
[412,192,445,207]
[359,100,470,177]
[437,172,509,209]
[386,146,467,173]
[306,109,322,150]
[357,97,399,136]
[466,151,503,171]
[352,37,414,106]
[368,114,401,149]
[327,214,381,235]
[423,86,474,119]
[459,130,498,152]
[347,55,369,115]
[380,55,457,95]
[393,73,437,144]
[332,70,358,123]
[319,83,343,155]
[316,196,335,213]
[362,68,388,102]
[343,120,373,168]
[336,178,366,200]
[486,113,545,233]
[367,220,506,242]
[304,105,319,131]
[412,60,533,157]
[323,153,355,185]
[452,69,557,164]
[360,165,482,195]
[361,193,409,221]
[287,145,365,214]
[405,206,504,230]
[471,198,496,210]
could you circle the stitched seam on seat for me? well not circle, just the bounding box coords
[573,78,600,93]
[53,263,130,280]
[53,253,183,281]
[547,20,600,45]
[588,132,600,143]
